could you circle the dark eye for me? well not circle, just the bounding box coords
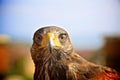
[34,34,42,42]
[59,33,67,42]
[37,35,42,41]
[37,36,42,40]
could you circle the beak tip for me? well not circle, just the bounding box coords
[47,38,54,53]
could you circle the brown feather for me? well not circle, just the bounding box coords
[31,26,120,80]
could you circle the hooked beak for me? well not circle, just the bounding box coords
[47,32,62,53]
[47,33,54,53]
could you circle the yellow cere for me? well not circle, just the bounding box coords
[47,32,62,48]
[47,32,54,39]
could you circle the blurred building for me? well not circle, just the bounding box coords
[90,34,120,73]
[103,35,120,73]
[0,34,10,80]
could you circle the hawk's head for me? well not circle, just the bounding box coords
[31,26,73,64]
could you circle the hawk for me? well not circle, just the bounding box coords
[31,26,120,80]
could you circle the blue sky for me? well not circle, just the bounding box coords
[0,0,120,49]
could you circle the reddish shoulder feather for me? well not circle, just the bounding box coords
[90,70,120,80]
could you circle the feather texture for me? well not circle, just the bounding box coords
[31,26,120,80]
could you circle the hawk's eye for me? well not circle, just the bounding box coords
[59,33,67,42]
[35,34,42,42]
[37,35,42,41]
[34,34,42,45]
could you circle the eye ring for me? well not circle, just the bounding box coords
[59,33,67,42]
[37,36,42,40]
[34,34,42,42]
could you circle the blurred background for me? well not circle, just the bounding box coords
[0,0,120,80]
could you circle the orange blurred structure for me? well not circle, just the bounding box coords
[0,46,9,73]
[0,35,10,79]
